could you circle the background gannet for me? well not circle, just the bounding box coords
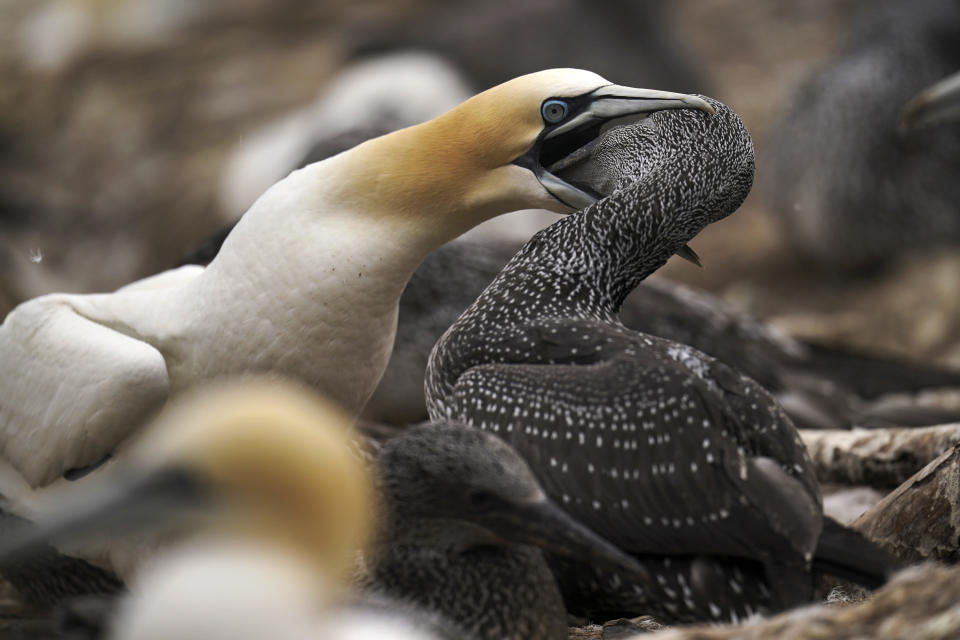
[765,0,960,272]
[0,69,711,508]
[427,98,893,622]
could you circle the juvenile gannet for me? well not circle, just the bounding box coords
[427,99,893,622]
[766,0,960,272]
[0,380,443,639]
[369,423,653,640]
[0,69,712,505]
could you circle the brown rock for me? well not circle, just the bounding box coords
[854,444,960,564]
[800,424,960,488]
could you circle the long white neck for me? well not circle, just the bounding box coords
[164,128,535,413]
[167,162,423,413]
[208,155,436,303]
[207,116,541,289]
[84,119,556,415]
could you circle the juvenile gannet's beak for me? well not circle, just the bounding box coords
[477,494,651,581]
[515,86,714,211]
[900,70,960,131]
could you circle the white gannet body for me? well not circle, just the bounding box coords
[0,70,712,541]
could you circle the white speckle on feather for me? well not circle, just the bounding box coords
[666,345,716,390]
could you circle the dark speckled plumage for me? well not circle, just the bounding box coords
[425,99,888,622]
[0,509,122,609]
[368,534,562,640]
[367,424,588,640]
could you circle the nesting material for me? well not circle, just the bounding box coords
[800,424,960,488]
[854,444,960,564]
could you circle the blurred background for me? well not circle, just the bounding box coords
[2,0,959,365]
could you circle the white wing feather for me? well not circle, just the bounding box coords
[0,294,169,488]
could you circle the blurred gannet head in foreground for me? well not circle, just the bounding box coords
[1,378,373,587]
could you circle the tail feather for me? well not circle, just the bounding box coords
[813,516,900,589]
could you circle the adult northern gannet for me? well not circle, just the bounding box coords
[0,380,442,639]
[427,98,894,622]
[0,70,713,504]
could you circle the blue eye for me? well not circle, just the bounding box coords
[541,99,569,124]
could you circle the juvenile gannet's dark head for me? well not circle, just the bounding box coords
[377,423,649,579]
[586,96,755,224]
[495,69,715,211]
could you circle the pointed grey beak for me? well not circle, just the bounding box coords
[545,85,715,141]
[479,495,651,582]
[900,70,960,130]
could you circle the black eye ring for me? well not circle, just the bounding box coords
[541,99,569,124]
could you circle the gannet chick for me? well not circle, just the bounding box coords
[766,0,960,272]
[0,70,712,524]
[0,379,420,640]
[427,98,893,622]
[369,423,652,640]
